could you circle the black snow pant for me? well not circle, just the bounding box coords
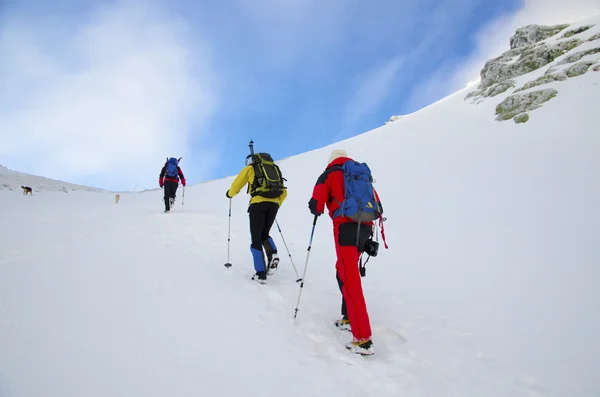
[248,202,279,272]
[163,180,178,212]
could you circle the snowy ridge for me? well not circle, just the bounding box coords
[385,115,405,124]
[0,164,105,193]
[1,16,599,397]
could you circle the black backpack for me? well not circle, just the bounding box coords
[248,153,286,198]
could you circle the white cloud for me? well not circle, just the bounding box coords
[343,56,405,127]
[343,0,483,123]
[0,1,218,190]
[230,0,351,72]
[406,0,600,110]
[514,0,600,26]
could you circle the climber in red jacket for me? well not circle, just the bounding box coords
[308,149,385,356]
[159,157,186,213]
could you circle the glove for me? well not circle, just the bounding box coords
[308,198,321,217]
[181,179,186,187]
[225,190,231,199]
[159,179,163,188]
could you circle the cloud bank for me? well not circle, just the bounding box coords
[0,1,218,190]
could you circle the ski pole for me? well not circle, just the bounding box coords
[293,215,318,319]
[275,219,302,282]
[224,198,232,268]
[181,186,185,211]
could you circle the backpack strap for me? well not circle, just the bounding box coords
[328,164,345,209]
[248,162,263,196]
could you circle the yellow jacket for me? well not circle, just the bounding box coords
[227,165,287,206]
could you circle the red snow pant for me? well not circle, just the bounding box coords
[334,221,373,341]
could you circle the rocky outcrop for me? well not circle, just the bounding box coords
[478,39,582,89]
[495,89,557,121]
[510,24,570,49]
[558,47,600,64]
[466,80,515,100]
[485,81,515,97]
[386,115,403,124]
[562,25,594,38]
[514,60,595,92]
[465,20,598,122]
[565,61,596,77]
[514,73,567,93]
[514,113,530,124]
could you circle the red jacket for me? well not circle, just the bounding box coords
[309,156,383,225]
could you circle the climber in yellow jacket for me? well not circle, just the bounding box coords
[226,153,287,284]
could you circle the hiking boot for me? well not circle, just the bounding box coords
[346,339,374,356]
[335,317,351,331]
[252,271,267,285]
[267,254,280,275]
[269,254,279,269]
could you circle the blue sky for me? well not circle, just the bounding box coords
[1,0,598,190]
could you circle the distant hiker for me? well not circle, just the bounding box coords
[159,157,186,213]
[226,150,287,284]
[308,149,386,356]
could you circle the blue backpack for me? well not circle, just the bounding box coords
[165,157,179,179]
[333,160,381,222]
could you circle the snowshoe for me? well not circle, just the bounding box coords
[346,339,374,356]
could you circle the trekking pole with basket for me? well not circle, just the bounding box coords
[181,186,185,211]
[224,198,233,268]
[293,215,318,319]
[275,219,302,283]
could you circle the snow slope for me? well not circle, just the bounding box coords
[0,165,104,193]
[1,19,599,397]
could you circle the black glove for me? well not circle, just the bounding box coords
[226,190,231,198]
[308,198,321,217]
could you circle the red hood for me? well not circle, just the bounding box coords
[326,156,352,169]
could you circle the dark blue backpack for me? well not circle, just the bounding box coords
[333,160,381,222]
[165,157,179,179]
